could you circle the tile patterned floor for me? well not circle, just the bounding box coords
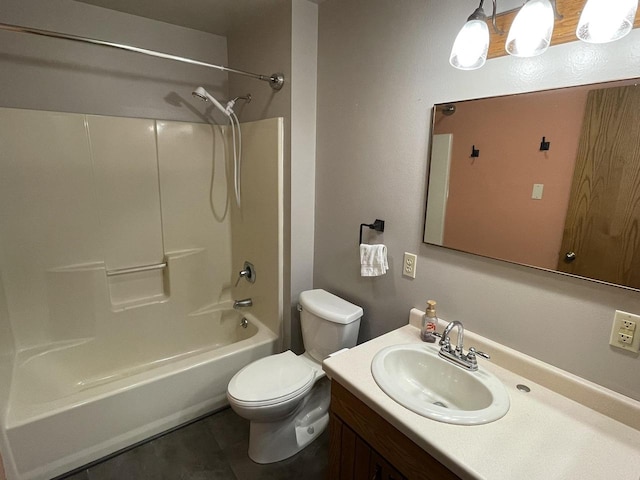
[60,408,328,480]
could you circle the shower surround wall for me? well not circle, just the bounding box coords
[0,273,13,480]
[0,2,287,478]
[0,108,233,348]
[0,108,283,479]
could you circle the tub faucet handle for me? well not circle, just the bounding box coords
[235,261,256,286]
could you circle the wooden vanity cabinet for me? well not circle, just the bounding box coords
[328,381,462,480]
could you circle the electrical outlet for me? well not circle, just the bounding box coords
[621,319,636,332]
[618,332,633,345]
[609,310,640,353]
[403,252,417,279]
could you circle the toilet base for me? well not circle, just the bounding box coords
[248,377,330,464]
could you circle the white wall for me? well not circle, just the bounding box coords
[0,0,228,121]
[315,0,640,401]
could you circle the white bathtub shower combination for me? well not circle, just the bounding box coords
[0,108,284,480]
[5,310,277,478]
[6,308,276,480]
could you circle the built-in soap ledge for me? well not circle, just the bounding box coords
[408,308,640,431]
[108,262,169,311]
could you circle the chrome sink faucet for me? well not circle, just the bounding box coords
[435,320,490,371]
[441,320,465,355]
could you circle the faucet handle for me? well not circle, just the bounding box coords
[439,336,452,352]
[468,347,489,359]
[465,347,489,369]
[235,261,256,286]
[467,347,490,360]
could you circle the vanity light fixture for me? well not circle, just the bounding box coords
[576,0,638,43]
[450,0,639,70]
[449,0,502,70]
[449,2,490,70]
[505,0,557,57]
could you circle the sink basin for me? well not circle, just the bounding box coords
[371,343,510,425]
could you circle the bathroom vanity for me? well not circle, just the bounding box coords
[323,310,640,480]
[329,380,459,479]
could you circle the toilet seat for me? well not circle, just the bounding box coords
[227,351,316,408]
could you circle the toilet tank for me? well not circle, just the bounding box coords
[299,289,363,362]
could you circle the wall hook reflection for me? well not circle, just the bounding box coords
[540,136,550,151]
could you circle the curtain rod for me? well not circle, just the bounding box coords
[0,22,285,90]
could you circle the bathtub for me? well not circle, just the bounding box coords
[2,309,277,480]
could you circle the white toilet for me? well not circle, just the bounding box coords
[226,289,363,464]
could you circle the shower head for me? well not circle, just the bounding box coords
[192,87,208,102]
[192,86,231,117]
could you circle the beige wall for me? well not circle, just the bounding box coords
[230,119,285,338]
[0,0,228,122]
[0,269,14,418]
[315,0,640,401]
[0,269,13,480]
[289,0,319,352]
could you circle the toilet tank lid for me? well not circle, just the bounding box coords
[299,289,363,324]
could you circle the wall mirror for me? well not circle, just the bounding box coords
[424,78,640,290]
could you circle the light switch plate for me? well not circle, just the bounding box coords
[609,310,640,353]
[532,183,544,200]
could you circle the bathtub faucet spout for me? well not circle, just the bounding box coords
[233,298,253,309]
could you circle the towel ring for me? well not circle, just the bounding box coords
[359,219,385,245]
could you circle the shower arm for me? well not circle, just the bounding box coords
[0,22,285,91]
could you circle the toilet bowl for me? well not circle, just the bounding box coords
[226,289,363,464]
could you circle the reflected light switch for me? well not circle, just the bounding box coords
[532,184,544,200]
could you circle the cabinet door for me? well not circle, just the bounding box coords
[330,412,376,480]
[370,451,406,480]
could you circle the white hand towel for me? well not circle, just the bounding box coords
[360,244,389,277]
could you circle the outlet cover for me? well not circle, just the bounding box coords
[609,310,640,353]
[403,252,417,279]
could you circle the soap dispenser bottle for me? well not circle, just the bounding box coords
[421,300,438,343]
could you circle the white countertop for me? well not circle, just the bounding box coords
[323,320,640,480]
